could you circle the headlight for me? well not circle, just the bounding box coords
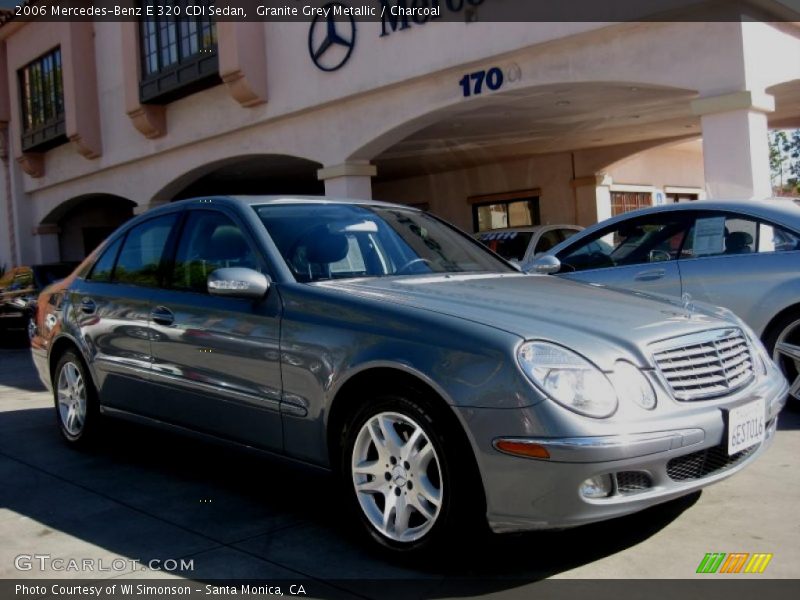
[611,361,656,410]
[517,341,618,418]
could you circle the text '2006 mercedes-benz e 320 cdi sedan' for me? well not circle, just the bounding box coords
[31,197,788,553]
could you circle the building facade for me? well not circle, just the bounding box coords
[0,2,799,266]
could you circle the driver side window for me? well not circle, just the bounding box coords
[558,216,690,273]
[170,211,258,293]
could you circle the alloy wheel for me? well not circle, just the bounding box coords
[351,411,443,543]
[773,318,800,400]
[57,362,87,436]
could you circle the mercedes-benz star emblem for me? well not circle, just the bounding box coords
[682,292,696,319]
[308,2,356,72]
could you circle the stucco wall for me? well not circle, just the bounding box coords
[606,140,705,191]
[375,152,575,232]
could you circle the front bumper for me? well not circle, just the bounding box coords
[459,370,789,534]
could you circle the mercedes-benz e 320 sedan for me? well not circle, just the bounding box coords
[31,197,788,552]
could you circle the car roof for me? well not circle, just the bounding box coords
[195,195,419,210]
[477,224,581,235]
[600,198,800,228]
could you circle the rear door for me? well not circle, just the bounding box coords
[677,211,800,330]
[554,213,692,297]
[146,208,283,451]
[70,213,179,409]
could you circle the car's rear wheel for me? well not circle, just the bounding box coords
[341,393,478,553]
[54,350,99,445]
[764,310,800,401]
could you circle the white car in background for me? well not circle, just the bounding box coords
[476,225,582,264]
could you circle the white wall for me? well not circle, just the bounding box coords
[607,140,705,191]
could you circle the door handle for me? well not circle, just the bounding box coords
[150,306,175,326]
[80,297,97,315]
[634,269,666,282]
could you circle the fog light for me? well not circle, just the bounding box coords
[580,475,613,498]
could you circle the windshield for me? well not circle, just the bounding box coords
[255,203,513,282]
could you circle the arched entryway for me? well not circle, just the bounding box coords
[351,81,701,231]
[151,154,324,204]
[40,194,136,262]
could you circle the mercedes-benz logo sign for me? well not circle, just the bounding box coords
[308,2,356,72]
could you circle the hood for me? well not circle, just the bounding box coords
[321,273,733,369]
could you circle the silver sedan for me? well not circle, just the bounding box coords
[533,198,800,400]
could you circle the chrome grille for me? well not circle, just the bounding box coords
[652,328,754,401]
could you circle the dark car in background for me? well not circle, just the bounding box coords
[0,263,78,339]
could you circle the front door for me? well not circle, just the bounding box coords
[147,208,283,451]
[555,213,692,298]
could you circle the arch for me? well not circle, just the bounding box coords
[574,136,702,178]
[40,194,136,262]
[150,154,325,205]
[347,80,699,167]
[40,193,135,225]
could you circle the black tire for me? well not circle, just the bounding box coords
[53,349,100,446]
[762,309,800,403]
[340,391,484,555]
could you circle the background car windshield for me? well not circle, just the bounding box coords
[477,231,533,261]
[255,204,512,282]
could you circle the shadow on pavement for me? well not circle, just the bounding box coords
[0,398,698,595]
[777,402,800,430]
[0,333,30,350]
[0,344,46,393]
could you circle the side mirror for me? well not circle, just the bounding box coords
[207,268,270,300]
[525,254,562,275]
[649,250,672,263]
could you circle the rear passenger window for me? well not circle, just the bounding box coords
[170,211,258,293]
[87,237,123,283]
[114,215,177,287]
[758,223,800,253]
[682,215,798,258]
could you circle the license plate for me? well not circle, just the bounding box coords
[727,398,766,455]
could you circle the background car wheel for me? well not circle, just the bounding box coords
[54,350,99,445]
[341,393,482,554]
[763,309,800,402]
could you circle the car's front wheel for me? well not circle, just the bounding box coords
[342,394,476,553]
[54,350,99,445]
[764,310,800,402]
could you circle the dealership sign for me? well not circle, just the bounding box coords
[308,2,357,71]
[309,0,487,70]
